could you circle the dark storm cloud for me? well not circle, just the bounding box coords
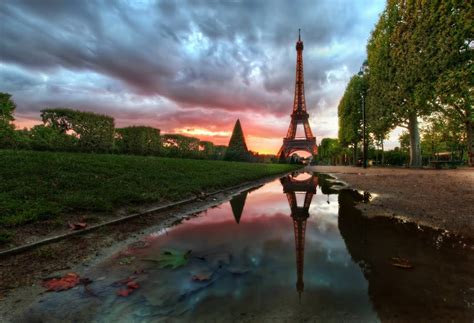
[0,0,384,144]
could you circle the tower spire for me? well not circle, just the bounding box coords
[298,28,301,41]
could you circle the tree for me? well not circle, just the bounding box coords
[213,145,227,160]
[338,75,366,165]
[319,138,343,165]
[430,0,473,166]
[421,112,466,161]
[366,1,399,166]
[198,141,215,159]
[41,108,115,152]
[162,134,200,158]
[398,131,410,154]
[0,92,17,148]
[116,126,161,155]
[224,119,250,162]
[29,125,76,151]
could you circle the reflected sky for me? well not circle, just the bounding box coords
[15,173,405,321]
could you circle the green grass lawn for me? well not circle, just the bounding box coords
[0,150,299,227]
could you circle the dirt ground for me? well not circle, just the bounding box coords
[311,166,474,239]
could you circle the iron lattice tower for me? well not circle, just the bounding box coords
[280,172,318,297]
[278,30,318,159]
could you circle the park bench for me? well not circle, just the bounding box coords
[429,160,463,169]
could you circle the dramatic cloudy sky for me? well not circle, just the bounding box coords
[0,0,386,154]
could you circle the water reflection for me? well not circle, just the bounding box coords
[338,190,474,321]
[18,172,472,321]
[229,191,247,224]
[280,172,318,297]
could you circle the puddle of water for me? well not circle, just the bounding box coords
[18,172,474,322]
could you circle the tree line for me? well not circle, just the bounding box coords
[338,0,472,167]
[0,93,277,162]
[0,93,228,160]
[316,137,409,166]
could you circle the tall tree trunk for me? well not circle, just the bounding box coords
[467,120,473,167]
[381,139,385,166]
[353,143,358,166]
[408,113,422,167]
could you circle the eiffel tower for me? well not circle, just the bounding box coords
[278,30,318,160]
[280,172,318,297]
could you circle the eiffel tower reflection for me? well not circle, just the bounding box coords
[280,172,318,298]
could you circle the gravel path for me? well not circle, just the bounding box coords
[311,166,474,239]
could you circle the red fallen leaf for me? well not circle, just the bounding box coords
[126,281,139,289]
[68,222,88,230]
[117,289,132,297]
[42,272,81,292]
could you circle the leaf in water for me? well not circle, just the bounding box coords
[126,281,140,289]
[116,279,140,297]
[144,249,191,269]
[391,257,414,269]
[192,270,213,281]
[117,289,132,297]
[42,272,81,292]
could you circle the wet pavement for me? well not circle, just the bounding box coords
[15,172,474,322]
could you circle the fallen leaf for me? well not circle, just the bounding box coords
[115,278,140,297]
[68,222,88,230]
[391,257,413,269]
[117,289,132,297]
[144,249,191,269]
[192,270,213,281]
[126,281,139,289]
[42,273,81,292]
